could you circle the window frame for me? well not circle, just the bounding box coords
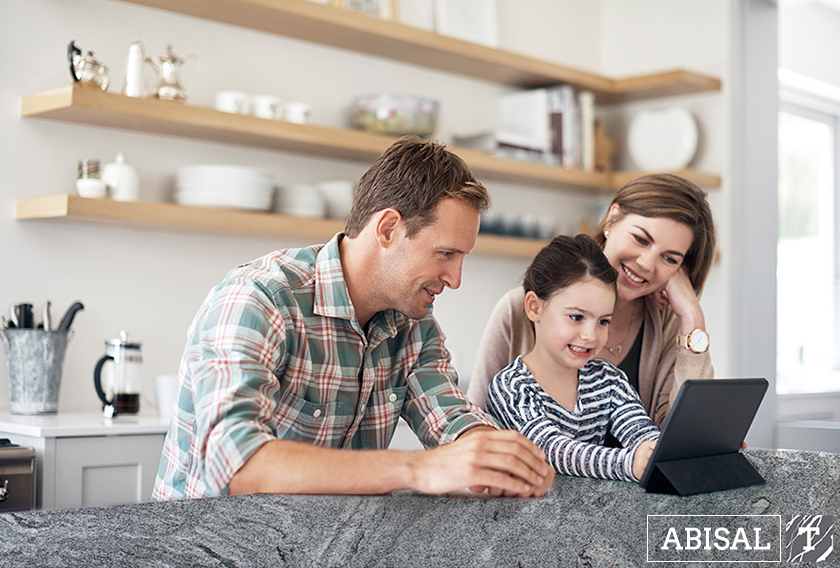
[778,77,840,393]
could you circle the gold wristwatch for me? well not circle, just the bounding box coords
[677,329,710,353]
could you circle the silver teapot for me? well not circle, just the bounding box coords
[146,44,199,102]
[67,40,109,91]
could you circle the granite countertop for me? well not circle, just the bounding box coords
[1,449,838,567]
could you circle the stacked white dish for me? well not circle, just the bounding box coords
[175,165,274,211]
[275,184,327,218]
[317,180,355,220]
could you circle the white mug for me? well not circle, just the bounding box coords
[153,374,178,421]
[249,95,282,119]
[215,90,249,114]
[282,101,312,124]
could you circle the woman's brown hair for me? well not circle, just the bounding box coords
[592,173,716,294]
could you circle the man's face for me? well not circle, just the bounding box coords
[379,198,480,320]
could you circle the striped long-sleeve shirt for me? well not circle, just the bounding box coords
[487,356,660,482]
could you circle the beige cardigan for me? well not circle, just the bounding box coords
[466,287,714,427]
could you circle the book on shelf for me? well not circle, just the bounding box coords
[579,90,596,173]
[494,84,596,172]
[450,131,554,164]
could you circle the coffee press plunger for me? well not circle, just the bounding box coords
[93,330,142,417]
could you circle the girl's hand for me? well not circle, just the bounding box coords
[632,440,657,481]
[652,267,706,333]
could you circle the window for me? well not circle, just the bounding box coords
[776,100,840,394]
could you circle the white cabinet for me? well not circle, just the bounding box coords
[0,413,169,510]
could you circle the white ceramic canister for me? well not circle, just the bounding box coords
[102,152,140,201]
[124,38,148,98]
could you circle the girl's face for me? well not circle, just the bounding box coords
[601,211,694,302]
[526,277,615,371]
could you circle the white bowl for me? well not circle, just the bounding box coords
[276,184,327,218]
[316,180,355,220]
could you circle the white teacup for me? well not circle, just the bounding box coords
[215,90,249,114]
[249,94,282,119]
[282,101,312,124]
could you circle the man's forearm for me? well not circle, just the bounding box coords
[227,439,417,496]
[227,428,551,497]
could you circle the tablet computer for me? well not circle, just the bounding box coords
[638,378,768,495]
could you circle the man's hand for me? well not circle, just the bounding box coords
[227,428,553,498]
[632,440,657,481]
[408,426,552,498]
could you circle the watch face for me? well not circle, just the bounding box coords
[689,329,709,352]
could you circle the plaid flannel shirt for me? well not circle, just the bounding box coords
[153,233,497,500]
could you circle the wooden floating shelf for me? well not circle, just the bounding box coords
[118,0,721,103]
[610,169,721,190]
[15,194,548,258]
[20,86,720,192]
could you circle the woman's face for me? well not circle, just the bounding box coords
[602,212,694,302]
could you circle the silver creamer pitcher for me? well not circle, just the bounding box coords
[146,44,199,102]
[67,40,109,90]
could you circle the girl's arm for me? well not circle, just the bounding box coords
[610,376,662,449]
[488,367,652,482]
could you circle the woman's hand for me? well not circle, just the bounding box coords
[652,267,706,334]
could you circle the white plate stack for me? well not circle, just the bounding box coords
[317,180,355,220]
[175,165,275,211]
[275,184,327,218]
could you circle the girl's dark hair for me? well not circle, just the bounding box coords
[524,234,617,300]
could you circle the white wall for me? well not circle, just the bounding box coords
[779,1,840,87]
[0,0,601,415]
[727,0,779,449]
[598,0,733,381]
[0,0,737,423]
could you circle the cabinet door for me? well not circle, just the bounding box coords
[52,434,164,510]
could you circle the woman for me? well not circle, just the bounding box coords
[467,173,716,427]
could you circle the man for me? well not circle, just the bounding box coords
[153,136,553,500]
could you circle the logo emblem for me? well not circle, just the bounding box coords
[784,515,834,562]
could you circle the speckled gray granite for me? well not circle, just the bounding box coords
[1,449,837,567]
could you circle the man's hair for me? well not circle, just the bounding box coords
[344,136,490,238]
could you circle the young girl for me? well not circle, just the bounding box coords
[487,234,660,483]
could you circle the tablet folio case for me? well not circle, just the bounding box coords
[645,452,765,496]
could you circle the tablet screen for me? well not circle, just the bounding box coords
[639,378,768,489]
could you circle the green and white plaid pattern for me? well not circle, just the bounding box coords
[153,234,497,500]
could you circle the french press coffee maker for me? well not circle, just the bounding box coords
[93,331,142,416]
